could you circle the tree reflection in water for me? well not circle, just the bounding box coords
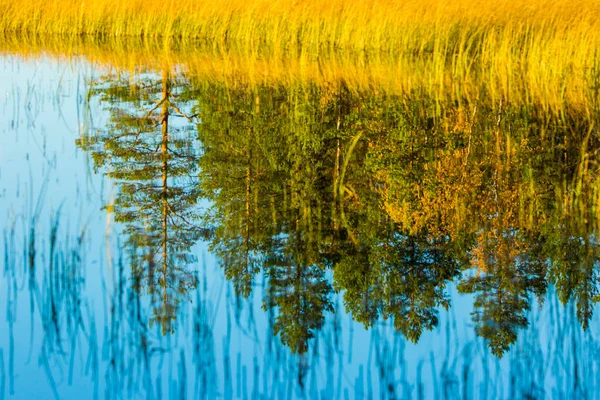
[79,66,600,360]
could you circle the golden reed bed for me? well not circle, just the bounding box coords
[1,30,599,119]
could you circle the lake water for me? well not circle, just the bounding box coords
[1,45,599,399]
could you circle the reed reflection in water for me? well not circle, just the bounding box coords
[2,51,600,398]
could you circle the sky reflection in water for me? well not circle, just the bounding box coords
[0,52,599,399]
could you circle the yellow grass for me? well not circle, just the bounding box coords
[1,0,600,53]
[1,0,600,113]
[2,33,599,118]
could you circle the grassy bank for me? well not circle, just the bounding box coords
[2,0,600,112]
[1,0,600,54]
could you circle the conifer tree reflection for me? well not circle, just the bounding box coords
[457,229,547,356]
[544,224,600,330]
[79,68,202,334]
[263,236,333,354]
[195,84,340,353]
[334,229,460,343]
[194,83,460,351]
[80,69,600,356]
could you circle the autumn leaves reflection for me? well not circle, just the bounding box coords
[80,69,600,357]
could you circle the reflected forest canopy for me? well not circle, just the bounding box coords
[78,65,600,358]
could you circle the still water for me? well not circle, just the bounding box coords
[0,47,599,399]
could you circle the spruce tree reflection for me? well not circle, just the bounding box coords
[544,224,600,330]
[195,83,460,352]
[457,230,547,356]
[79,68,202,334]
[79,69,600,356]
[334,229,460,343]
[195,84,340,353]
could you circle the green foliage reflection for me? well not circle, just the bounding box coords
[82,69,600,357]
